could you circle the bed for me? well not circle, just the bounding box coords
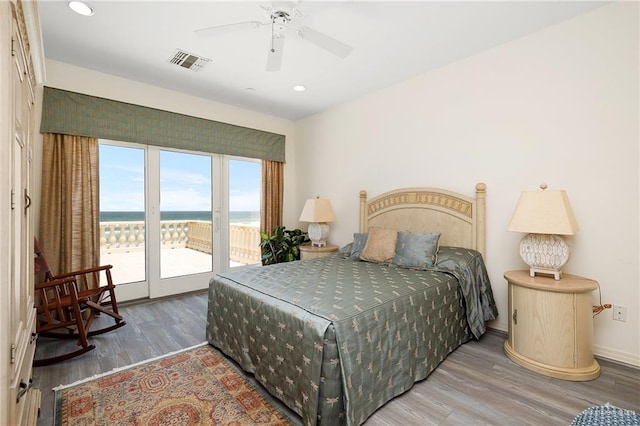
[207,183,498,425]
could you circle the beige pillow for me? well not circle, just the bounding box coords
[360,227,398,263]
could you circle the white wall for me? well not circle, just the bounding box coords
[34,59,299,238]
[294,2,639,366]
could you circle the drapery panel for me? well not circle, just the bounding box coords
[39,133,100,285]
[260,160,283,236]
[40,86,286,162]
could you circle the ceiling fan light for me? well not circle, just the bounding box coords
[68,1,94,16]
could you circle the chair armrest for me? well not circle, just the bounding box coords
[51,264,113,280]
[35,276,84,308]
[35,276,78,292]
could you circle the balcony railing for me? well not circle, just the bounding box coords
[99,220,261,265]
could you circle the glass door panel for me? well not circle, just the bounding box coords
[228,159,261,268]
[99,144,146,287]
[99,143,258,301]
[159,150,213,279]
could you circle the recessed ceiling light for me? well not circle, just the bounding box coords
[68,1,94,16]
[293,85,306,92]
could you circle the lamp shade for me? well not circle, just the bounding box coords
[299,198,336,223]
[508,188,579,235]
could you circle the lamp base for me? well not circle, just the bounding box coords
[308,222,329,247]
[519,233,571,281]
[529,267,562,281]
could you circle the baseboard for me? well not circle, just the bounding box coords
[486,326,507,338]
[594,345,640,369]
[488,321,508,333]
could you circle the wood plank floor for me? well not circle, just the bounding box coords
[34,290,639,425]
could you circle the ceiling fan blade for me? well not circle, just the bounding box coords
[266,36,285,72]
[195,21,266,37]
[298,26,353,58]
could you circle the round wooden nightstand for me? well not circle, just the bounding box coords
[503,270,600,381]
[299,244,339,260]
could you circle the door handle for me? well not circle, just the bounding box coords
[16,379,33,403]
[24,189,31,212]
[512,308,518,325]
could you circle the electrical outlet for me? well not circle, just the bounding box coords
[612,305,627,322]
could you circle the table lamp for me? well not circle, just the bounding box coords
[508,184,579,280]
[299,197,336,247]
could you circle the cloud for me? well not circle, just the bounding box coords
[160,168,210,185]
[100,189,145,211]
[161,187,211,211]
[230,191,260,211]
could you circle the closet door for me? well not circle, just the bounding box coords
[7,5,39,425]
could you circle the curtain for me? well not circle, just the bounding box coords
[260,160,284,236]
[39,133,100,285]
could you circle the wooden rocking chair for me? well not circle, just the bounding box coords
[34,276,96,366]
[33,238,126,366]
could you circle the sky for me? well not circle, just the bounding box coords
[99,143,260,212]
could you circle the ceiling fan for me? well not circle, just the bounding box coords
[195,3,353,72]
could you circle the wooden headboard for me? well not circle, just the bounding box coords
[359,183,487,259]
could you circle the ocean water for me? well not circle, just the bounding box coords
[100,211,259,226]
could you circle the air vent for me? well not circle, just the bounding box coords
[168,49,211,72]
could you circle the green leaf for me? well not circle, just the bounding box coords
[259,225,309,265]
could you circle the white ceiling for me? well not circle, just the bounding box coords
[38,1,606,120]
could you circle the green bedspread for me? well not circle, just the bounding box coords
[207,247,497,425]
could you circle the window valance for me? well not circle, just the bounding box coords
[40,86,286,162]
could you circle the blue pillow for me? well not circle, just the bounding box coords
[392,232,441,269]
[349,233,368,259]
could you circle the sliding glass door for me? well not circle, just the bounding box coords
[159,150,212,279]
[99,141,261,301]
[99,144,147,290]
[228,159,261,268]
[149,148,214,298]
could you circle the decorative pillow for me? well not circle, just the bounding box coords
[360,227,398,264]
[338,242,353,258]
[349,233,368,259]
[393,231,441,269]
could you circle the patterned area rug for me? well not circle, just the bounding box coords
[570,404,640,425]
[54,343,297,425]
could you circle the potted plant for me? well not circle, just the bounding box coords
[259,225,309,265]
